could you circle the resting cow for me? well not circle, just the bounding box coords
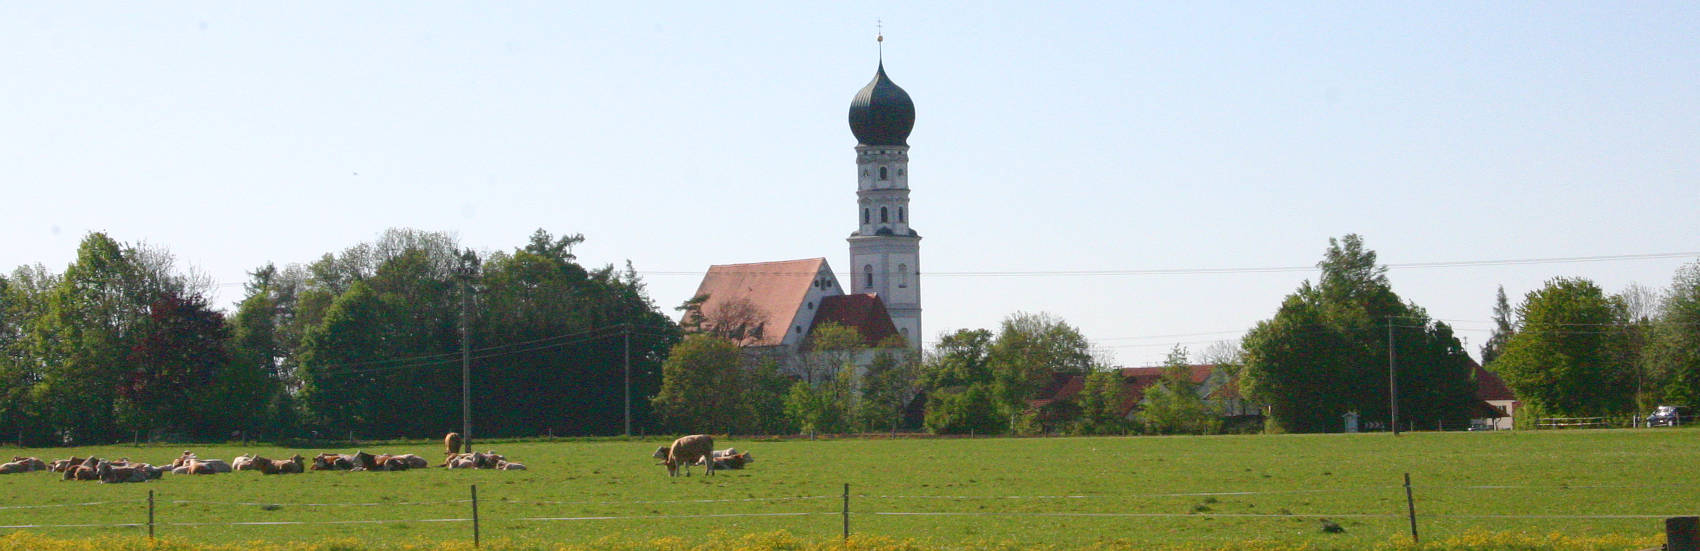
[258,455,304,475]
[663,434,714,477]
[711,452,753,470]
[49,457,88,472]
[97,461,151,484]
[311,453,354,471]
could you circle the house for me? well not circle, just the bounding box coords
[1470,360,1519,430]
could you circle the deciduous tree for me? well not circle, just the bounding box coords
[1492,277,1632,417]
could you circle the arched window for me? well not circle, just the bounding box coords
[898,264,908,288]
[863,208,870,224]
[880,207,889,223]
[864,265,873,287]
[879,167,888,180]
[898,207,905,223]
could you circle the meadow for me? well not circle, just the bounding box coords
[0,429,1692,550]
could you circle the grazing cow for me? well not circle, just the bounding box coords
[664,434,714,477]
[445,432,463,456]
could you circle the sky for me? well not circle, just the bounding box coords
[4,2,1697,366]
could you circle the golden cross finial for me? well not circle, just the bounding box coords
[876,19,884,62]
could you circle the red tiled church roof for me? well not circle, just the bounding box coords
[809,293,903,348]
[685,258,828,347]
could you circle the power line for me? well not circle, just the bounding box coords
[635,251,1700,278]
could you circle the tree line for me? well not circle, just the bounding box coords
[1482,264,1700,424]
[0,229,679,446]
[649,234,1549,436]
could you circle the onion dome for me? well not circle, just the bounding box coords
[848,63,915,146]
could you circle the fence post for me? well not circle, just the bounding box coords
[1669,517,1699,551]
[1403,473,1418,544]
[471,484,481,548]
[842,483,850,541]
[147,490,155,541]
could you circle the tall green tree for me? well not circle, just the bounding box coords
[1492,277,1632,417]
[1481,285,1515,365]
[26,234,202,443]
[919,328,1003,434]
[296,280,390,433]
[857,335,922,432]
[651,334,758,433]
[1075,369,1131,435]
[1242,235,1475,433]
[1645,262,1700,408]
[986,312,1093,419]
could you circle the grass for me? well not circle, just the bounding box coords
[0,429,1691,550]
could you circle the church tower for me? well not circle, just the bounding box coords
[847,48,921,350]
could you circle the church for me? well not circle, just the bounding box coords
[682,51,923,371]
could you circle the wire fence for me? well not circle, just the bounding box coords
[4,479,1695,546]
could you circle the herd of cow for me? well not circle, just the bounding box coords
[0,432,751,484]
[0,432,527,484]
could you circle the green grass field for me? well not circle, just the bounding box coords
[0,429,1693,550]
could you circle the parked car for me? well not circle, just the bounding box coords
[1647,405,1690,427]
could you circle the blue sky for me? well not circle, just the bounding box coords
[4,2,1697,365]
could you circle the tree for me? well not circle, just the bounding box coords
[856,335,921,432]
[918,328,1003,434]
[922,383,1006,435]
[1242,235,1476,433]
[651,335,757,433]
[1492,277,1632,417]
[1646,262,1700,408]
[986,312,1093,421]
[1481,285,1515,365]
[1075,369,1131,435]
[26,233,201,443]
[118,292,238,438]
[799,322,865,386]
[1136,347,1218,434]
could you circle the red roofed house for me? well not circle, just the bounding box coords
[1471,360,1519,430]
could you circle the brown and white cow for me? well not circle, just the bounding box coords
[258,455,304,475]
[663,434,714,477]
